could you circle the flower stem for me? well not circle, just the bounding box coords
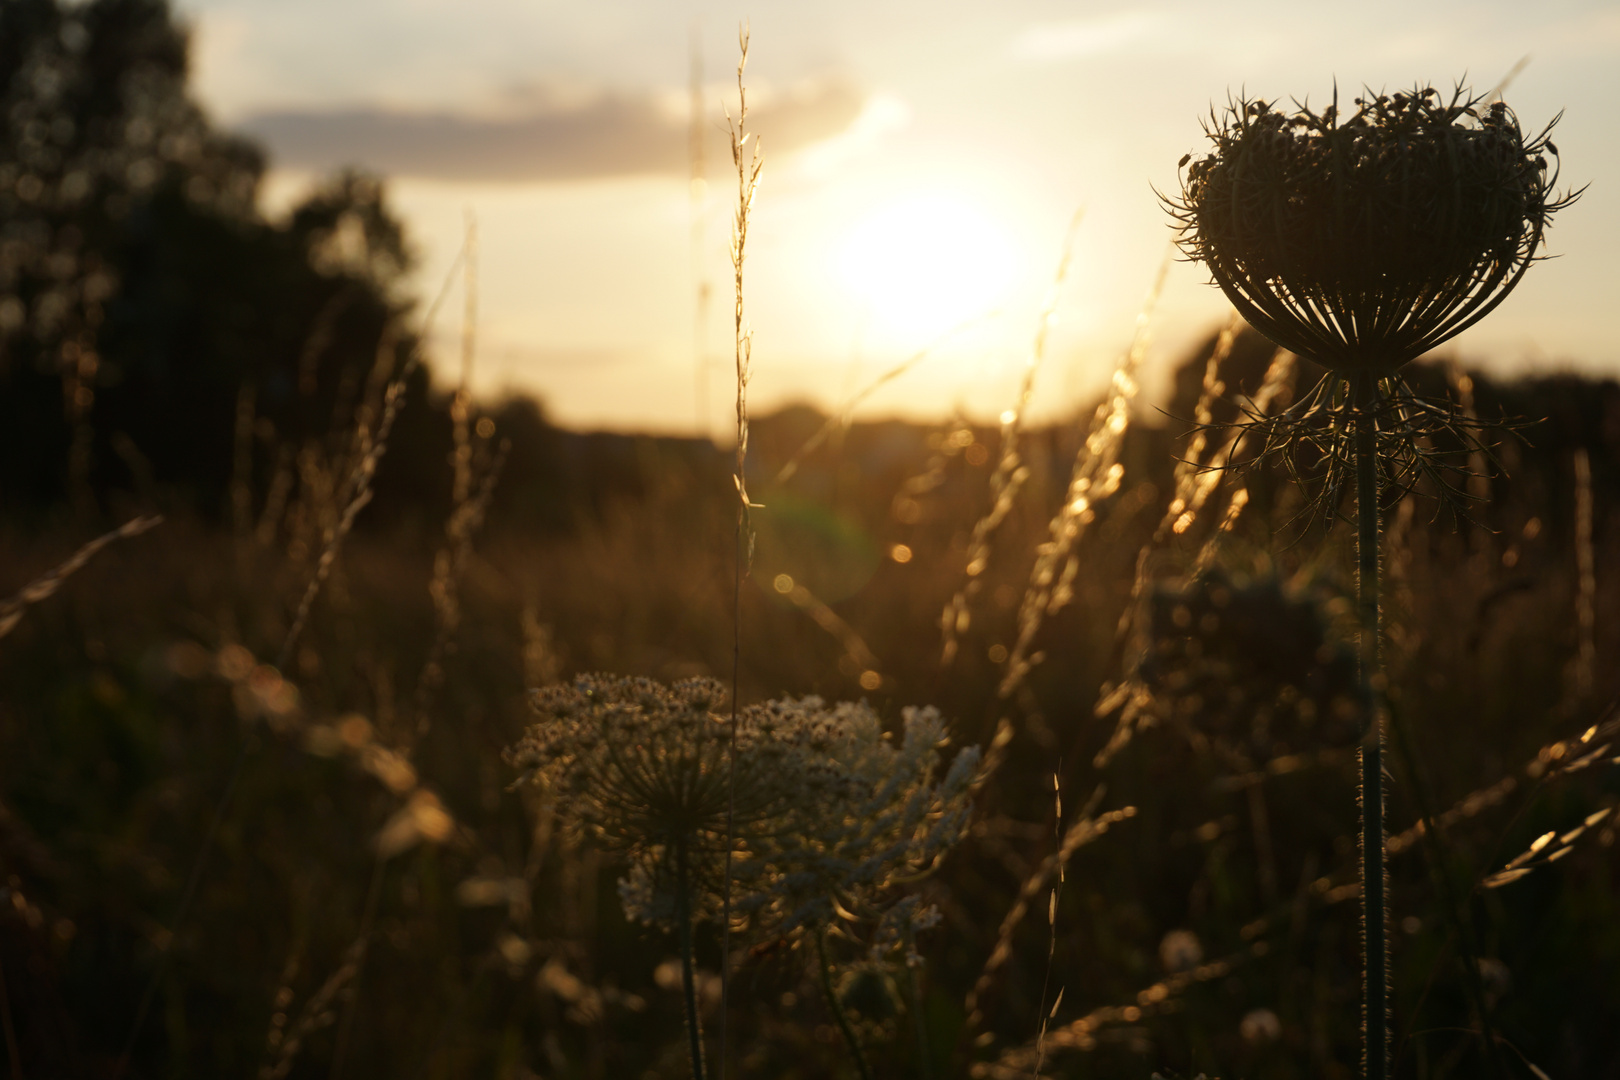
[675,841,707,1080]
[904,923,933,1080]
[1353,373,1389,1080]
[815,928,873,1080]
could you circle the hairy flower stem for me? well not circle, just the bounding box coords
[676,841,707,1080]
[905,923,933,1080]
[1354,373,1389,1080]
[816,929,873,1080]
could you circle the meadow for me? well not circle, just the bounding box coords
[3,317,1618,1079]
[2,3,1619,1078]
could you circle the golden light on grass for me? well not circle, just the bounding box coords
[834,192,1016,344]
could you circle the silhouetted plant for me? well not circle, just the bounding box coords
[1166,83,1579,1080]
[507,675,978,1079]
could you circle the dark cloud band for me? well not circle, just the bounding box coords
[239,83,864,182]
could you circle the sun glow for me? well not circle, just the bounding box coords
[835,192,1017,345]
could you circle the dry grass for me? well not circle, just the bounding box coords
[0,42,1616,1080]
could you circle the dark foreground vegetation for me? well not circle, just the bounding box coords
[2,1,1618,1077]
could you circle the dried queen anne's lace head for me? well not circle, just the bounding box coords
[1165,85,1577,374]
[506,676,980,934]
[1160,85,1580,519]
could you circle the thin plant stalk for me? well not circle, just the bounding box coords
[1353,372,1389,1080]
[815,928,873,1080]
[326,851,387,1080]
[0,951,21,1080]
[0,514,162,641]
[1383,697,1511,1078]
[904,920,932,1080]
[675,841,707,1080]
[722,25,763,1080]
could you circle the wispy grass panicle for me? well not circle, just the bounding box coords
[115,239,473,1079]
[961,785,1137,1037]
[769,314,995,490]
[726,27,763,540]
[416,218,509,737]
[1092,326,1295,770]
[770,573,885,691]
[941,209,1084,665]
[996,247,1166,701]
[724,26,764,1080]
[0,514,162,641]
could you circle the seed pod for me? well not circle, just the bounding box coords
[1165,85,1578,373]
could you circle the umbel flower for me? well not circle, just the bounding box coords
[506,676,979,933]
[1164,85,1580,510]
[738,697,980,935]
[508,675,979,1080]
[507,675,796,924]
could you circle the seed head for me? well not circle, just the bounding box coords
[510,675,781,851]
[1166,85,1578,373]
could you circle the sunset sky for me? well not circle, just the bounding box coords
[173,0,1619,434]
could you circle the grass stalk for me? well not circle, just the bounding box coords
[815,928,872,1080]
[1032,769,1066,1078]
[1353,372,1389,1080]
[326,851,388,1080]
[675,840,707,1080]
[940,209,1085,666]
[903,920,932,1080]
[113,243,471,1079]
[0,514,162,641]
[1383,697,1511,1078]
[0,951,21,1080]
[722,26,762,1080]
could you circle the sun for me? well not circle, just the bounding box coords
[834,192,1017,346]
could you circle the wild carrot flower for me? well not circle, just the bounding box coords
[1169,85,1570,376]
[1165,82,1578,1080]
[741,697,980,935]
[1164,85,1579,509]
[506,676,979,932]
[507,675,798,925]
[509,675,978,1080]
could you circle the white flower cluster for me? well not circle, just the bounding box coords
[506,676,980,936]
[743,696,980,934]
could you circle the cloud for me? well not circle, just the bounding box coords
[238,82,866,183]
[1010,12,1166,60]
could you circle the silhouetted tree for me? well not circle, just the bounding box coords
[0,0,421,517]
